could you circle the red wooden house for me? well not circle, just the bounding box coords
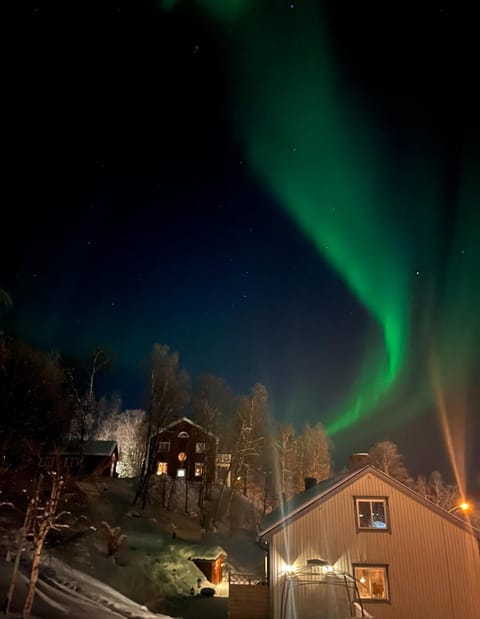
[150,417,217,483]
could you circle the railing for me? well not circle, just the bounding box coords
[229,572,268,586]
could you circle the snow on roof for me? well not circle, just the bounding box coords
[152,416,217,438]
[186,544,227,561]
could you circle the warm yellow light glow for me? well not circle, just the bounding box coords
[359,577,366,584]
[448,501,471,514]
[280,562,296,576]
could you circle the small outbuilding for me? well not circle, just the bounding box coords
[40,440,119,477]
[189,547,227,585]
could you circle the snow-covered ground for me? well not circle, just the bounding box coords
[0,476,265,618]
[0,559,172,618]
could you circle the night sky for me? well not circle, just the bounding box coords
[2,2,480,487]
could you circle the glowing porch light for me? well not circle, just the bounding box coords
[448,501,471,514]
[280,562,296,576]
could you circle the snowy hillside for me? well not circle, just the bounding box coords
[0,475,265,618]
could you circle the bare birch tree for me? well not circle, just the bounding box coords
[96,408,146,477]
[414,470,458,511]
[66,349,108,467]
[369,441,412,485]
[192,374,233,523]
[295,422,331,493]
[135,344,190,508]
[22,472,69,619]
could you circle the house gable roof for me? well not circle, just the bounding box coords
[259,465,480,540]
[152,416,217,438]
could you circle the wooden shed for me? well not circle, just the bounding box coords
[188,545,227,585]
[40,440,118,477]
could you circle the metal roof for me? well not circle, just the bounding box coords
[259,465,480,539]
[59,440,118,457]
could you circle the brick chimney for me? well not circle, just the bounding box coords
[347,452,371,472]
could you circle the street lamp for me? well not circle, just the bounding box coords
[448,501,470,514]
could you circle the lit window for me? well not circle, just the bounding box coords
[178,431,189,439]
[195,442,206,454]
[194,462,204,477]
[156,462,168,475]
[158,441,170,452]
[356,498,388,529]
[354,565,389,600]
[177,468,186,478]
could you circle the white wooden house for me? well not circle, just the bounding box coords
[258,464,480,619]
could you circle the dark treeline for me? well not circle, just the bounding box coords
[0,287,469,519]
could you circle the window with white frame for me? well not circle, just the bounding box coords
[355,498,388,529]
[158,441,170,452]
[353,565,389,600]
[195,442,206,454]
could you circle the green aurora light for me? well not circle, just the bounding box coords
[171,1,480,444]
[193,1,414,434]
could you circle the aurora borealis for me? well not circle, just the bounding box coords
[194,0,480,477]
[194,1,422,433]
[3,1,480,482]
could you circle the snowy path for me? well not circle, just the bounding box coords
[0,558,173,619]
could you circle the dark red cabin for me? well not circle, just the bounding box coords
[150,417,217,483]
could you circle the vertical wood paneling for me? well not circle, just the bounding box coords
[269,473,480,619]
[228,584,269,619]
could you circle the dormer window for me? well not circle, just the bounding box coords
[355,497,388,530]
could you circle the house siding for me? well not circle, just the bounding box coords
[150,418,217,483]
[268,472,480,619]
